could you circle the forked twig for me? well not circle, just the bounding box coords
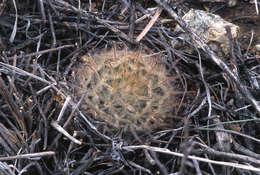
[136,0,167,42]
[51,121,82,145]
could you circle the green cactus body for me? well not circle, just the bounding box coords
[76,47,178,131]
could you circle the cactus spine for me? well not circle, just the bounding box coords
[76,46,179,131]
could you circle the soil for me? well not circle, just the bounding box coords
[221,1,260,49]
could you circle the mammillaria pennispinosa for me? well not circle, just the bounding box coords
[76,45,181,131]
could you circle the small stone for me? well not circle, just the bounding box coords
[255,44,260,52]
[172,9,240,57]
[226,0,237,7]
[255,44,260,55]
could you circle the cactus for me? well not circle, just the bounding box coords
[76,46,180,131]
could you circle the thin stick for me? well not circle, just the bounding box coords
[0,151,55,161]
[123,145,260,172]
[56,96,71,123]
[136,5,164,42]
[0,0,7,16]
[6,44,74,60]
[39,0,46,21]
[254,0,259,15]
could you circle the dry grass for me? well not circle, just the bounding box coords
[0,0,260,174]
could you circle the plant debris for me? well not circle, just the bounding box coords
[171,9,240,57]
[1,0,260,174]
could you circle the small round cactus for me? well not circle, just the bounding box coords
[76,45,180,131]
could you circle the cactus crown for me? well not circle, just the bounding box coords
[76,45,179,131]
